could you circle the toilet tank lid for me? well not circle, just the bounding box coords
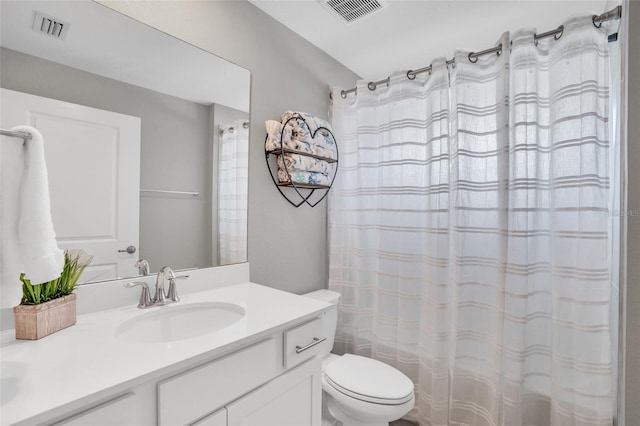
[302,289,341,305]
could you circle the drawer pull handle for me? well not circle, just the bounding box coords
[295,337,326,353]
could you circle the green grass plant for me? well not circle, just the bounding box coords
[19,250,93,305]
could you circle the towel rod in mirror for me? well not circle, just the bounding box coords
[140,189,200,197]
[1,129,33,140]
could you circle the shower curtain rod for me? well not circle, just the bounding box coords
[332,5,622,99]
[0,129,33,140]
[219,121,250,135]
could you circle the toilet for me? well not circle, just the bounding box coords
[303,290,415,426]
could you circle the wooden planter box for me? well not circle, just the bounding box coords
[13,293,77,340]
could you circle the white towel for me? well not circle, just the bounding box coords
[12,125,64,285]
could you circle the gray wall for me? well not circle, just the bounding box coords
[624,1,639,423]
[0,47,213,274]
[99,0,360,294]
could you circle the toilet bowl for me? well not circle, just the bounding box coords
[303,290,415,426]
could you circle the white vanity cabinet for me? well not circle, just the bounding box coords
[155,317,326,426]
[51,393,138,426]
[45,318,324,426]
[223,318,325,426]
[2,281,332,426]
[156,320,324,426]
[226,356,322,426]
[189,358,321,426]
[157,338,279,426]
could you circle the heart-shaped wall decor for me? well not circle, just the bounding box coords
[264,112,338,207]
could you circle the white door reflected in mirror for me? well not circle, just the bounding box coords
[1,88,141,284]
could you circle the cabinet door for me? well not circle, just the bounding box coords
[191,408,226,426]
[158,338,278,426]
[53,393,138,426]
[226,358,321,426]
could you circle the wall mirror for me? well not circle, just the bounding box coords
[0,0,250,285]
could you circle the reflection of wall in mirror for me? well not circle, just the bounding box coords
[0,46,227,277]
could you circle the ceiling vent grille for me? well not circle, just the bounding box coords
[320,0,388,24]
[32,11,70,40]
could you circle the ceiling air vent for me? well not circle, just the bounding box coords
[32,11,70,40]
[320,0,388,24]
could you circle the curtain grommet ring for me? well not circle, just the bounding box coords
[554,25,564,40]
[406,70,416,80]
[496,46,503,57]
[340,90,347,99]
[468,52,478,63]
[593,14,603,28]
[368,82,376,91]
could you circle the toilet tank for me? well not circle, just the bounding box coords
[302,289,340,353]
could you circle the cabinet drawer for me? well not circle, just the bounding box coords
[283,318,326,369]
[158,338,277,426]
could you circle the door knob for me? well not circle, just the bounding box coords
[118,245,137,254]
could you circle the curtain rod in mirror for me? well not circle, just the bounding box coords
[140,189,200,197]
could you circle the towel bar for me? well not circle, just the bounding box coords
[1,129,33,140]
[140,189,200,197]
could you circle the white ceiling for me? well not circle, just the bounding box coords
[250,0,612,82]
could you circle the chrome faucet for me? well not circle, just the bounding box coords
[135,259,150,276]
[125,265,188,309]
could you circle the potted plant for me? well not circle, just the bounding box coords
[13,249,93,340]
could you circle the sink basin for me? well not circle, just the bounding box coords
[114,302,245,344]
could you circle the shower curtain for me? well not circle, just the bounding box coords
[217,122,248,265]
[329,15,616,426]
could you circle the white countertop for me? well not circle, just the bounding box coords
[0,282,330,426]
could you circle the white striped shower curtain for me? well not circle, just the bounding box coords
[218,122,248,265]
[329,15,617,426]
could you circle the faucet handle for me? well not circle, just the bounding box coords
[154,266,175,305]
[166,275,188,302]
[124,281,153,309]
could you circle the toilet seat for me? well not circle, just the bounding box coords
[324,354,414,405]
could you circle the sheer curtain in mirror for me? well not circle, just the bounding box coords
[218,121,249,265]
